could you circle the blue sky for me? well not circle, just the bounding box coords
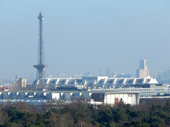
[0,0,170,78]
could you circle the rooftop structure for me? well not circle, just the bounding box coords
[91,83,170,98]
[33,12,48,89]
[45,76,158,89]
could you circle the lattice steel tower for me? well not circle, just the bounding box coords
[33,12,48,89]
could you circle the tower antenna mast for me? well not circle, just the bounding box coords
[33,12,49,90]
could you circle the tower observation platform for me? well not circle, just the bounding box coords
[33,12,49,89]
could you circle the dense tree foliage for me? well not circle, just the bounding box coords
[0,99,170,127]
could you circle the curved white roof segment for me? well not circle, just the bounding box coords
[41,76,158,88]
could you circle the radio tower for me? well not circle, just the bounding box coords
[33,12,48,89]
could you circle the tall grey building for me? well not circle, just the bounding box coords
[136,60,149,78]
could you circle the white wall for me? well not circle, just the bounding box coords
[104,93,138,105]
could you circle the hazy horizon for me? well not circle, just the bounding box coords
[0,0,170,79]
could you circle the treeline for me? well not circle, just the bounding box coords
[0,99,170,127]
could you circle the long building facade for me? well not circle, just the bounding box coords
[91,84,170,98]
[0,91,139,106]
[36,76,170,98]
[42,76,158,88]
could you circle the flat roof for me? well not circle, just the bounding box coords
[2,90,140,94]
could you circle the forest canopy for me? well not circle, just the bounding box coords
[0,98,169,127]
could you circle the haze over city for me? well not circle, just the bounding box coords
[0,0,170,79]
[1,2,170,127]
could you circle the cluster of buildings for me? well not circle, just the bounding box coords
[2,12,170,107]
[1,74,162,106]
[25,55,170,106]
[0,91,140,106]
[46,59,170,85]
[13,77,27,90]
[70,59,149,79]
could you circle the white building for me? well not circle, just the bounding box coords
[136,60,150,78]
[45,76,158,88]
[91,92,140,106]
[0,91,140,106]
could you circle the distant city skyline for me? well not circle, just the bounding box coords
[0,60,167,78]
[0,1,170,78]
[1,64,170,84]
